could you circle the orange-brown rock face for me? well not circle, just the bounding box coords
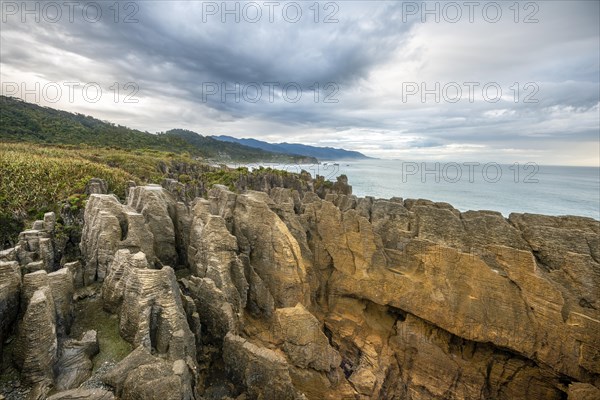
[36,182,597,399]
[183,186,598,399]
[301,195,599,399]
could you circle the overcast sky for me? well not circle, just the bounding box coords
[1,1,599,165]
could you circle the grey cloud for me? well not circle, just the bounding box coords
[0,1,598,165]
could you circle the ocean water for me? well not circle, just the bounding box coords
[240,160,600,220]
[322,160,600,220]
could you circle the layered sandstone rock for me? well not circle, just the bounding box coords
[102,249,196,362]
[223,333,304,400]
[6,178,598,400]
[127,185,181,267]
[0,260,21,358]
[229,190,310,308]
[55,330,100,391]
[11,267,88,397]
[307,198,600,399]
[272,303,341,372]
[14,288,58,398]
[162,184,600,398]
[102,346,196,400]
[47,388,115,400]
[80,194,155,284]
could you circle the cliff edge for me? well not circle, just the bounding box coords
[0,178,598,400]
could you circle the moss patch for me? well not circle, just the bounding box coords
[70,291,132,372]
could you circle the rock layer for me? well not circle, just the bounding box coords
[4,178,599,400]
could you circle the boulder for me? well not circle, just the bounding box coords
[55,330,100,390]
[273,304,340,372]
[223,333,304,400]
[102,346,195,400]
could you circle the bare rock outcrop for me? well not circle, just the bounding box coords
[0,260,21,358]
[230,190,310,308]
[102,346,196,400]
[7,265,83,397]
[14,212,57,273]
[186,201,248,314]
[48,267,75,336]
[55,330,100,391]
[567,383,600,400]
[223,333,305,400]
[8,175,597,400]
[80,194,154,285]
[85,178,109,195]
[127,185,191,268]
[306,198,600,398]
[47,388,115,400]
[102,249,196,362]
[272,303,340,372]
[14,288,58,398]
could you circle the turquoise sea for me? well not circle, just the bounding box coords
[241,160,600,220]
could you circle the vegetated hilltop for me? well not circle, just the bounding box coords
[213,134,373,160]
[0,96,317,163]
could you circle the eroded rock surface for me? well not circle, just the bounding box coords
[55,330,100,391]
[223,333,304,400]
[102,346,196,400]
[4,178,599,400]
[0,260,21,359]
[102,249,197,361]
[80,194,155,285]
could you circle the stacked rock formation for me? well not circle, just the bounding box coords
[1,176,598,400]
[0,212,98,400]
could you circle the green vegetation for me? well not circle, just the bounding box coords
[0,96,321,247]
[0,142,314,247]
[69,292,132,371]
[0,142,194,246]
[0,142,136,218]
[0,96,317,163]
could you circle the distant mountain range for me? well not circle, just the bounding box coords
[212,135,373,161]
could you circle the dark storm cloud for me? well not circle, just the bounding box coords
[5,2,410,89]
[1,0,599,164]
